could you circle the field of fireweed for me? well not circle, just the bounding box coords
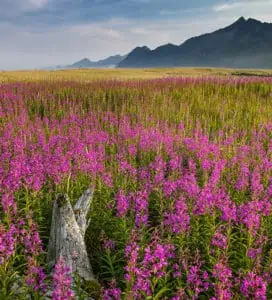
[0,76,272,299]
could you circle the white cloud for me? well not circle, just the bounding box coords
[213,0,272,21]
[69,24,122,39]
[213,3,242,12]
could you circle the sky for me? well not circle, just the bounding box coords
[0,0,272,70]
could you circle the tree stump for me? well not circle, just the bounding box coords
[47,189,95,281]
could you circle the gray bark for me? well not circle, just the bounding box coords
[47,189,95,281]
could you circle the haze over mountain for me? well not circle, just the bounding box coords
[68,54,127,69]
[118,17,272,69]
[45,54,127,70]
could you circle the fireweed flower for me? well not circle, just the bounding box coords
[216,189,237,222]
[102,239,115,252]
[241,272,267,300]
[127,144,137,156]
[211,232,228,250]
[247,248,262,259]
[102,173,113,188]
[0,223,18,265]
[100,231,115,252]
[52,256,74,300]
[171,288,186,300]
[119,160,137,179]
[132,242,174,297]
[115,189,130,217]
[23,221,44,256]
[186,265,210,299]
[164,196,190,234]
[169,153,182,172]
[172,263,182,278]
[212,262,232,300]
[133,190,149,227]
[180,172,199,199]
[124,233,174,299]
[150,155,166,187]
[163,179,178,197]
[25,257,47,293]
[235,163,250,191]
[1,193,17,215]
[238,200,272,235]
[193,186,215,216]
[142,242,175,278]
[251,168,264,198]
[124,232,140,283]
[102,280,121,300]
[208,159,226,188]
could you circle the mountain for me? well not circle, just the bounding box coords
[67,54,127,69]
[95,55,127,67]
[117,17,272,69]
[69,58,94,68]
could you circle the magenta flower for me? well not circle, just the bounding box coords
[241,272,267,300]
[115,189,130,217]
[212,262,232,300]
[25,257,47,293]
[0,224,18,265]
[164,196,190,234]
[103,280,121,300]
[133,190,149,227]
[186,265,210,299]
[211,232,228,250]
[1,193,17,215]
[52,257,74,300]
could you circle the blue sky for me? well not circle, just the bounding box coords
[0,0,271,69]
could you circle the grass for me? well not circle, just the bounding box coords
[0,66,272,82]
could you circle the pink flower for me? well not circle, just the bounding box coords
[52,257,74,300]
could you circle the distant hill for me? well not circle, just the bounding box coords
[117,17,272,69]
[69,54,127,69]
[44,54,127,70]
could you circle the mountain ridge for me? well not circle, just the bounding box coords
[117,17,272,69]
[68,54,127,69]
[45,54,127,70]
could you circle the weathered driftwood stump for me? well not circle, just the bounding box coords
[47,189,95,281]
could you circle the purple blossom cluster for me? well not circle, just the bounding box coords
[0,224,18,264]
[124,232,174,298]
[52,257,74,300]
[102,280,121,300]
[164,196,190,234]
[212,262,232,300]
[241,272,267,299]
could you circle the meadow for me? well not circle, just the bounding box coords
[0,69,272,299]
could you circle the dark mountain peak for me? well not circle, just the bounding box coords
[247,17,259,22]
[221,16,247,31]
[237,16,246,23]
[118,46,151,68]
[133,46,151,53]
[126,46,151,57]
[156,43,177,50]
[231,17,269,28]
